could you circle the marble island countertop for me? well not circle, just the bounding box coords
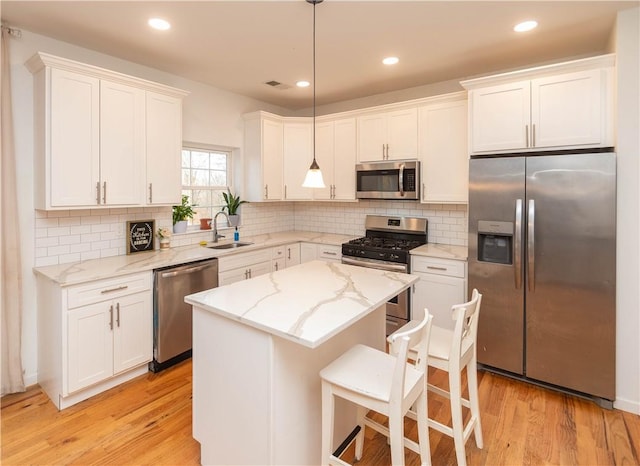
[185,260,418,349]
[33,231,356,286]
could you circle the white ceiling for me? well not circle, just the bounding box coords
[2,1,637,110]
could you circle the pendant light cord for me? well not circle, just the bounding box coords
[312,0,317,165]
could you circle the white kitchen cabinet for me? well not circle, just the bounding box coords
[314,118,357,200]
[36,271,152,409]
[244,112,284,201]
[357,108,418,161]
[411,256,467,331]
[418,95,468,204]
[218,248,273,285]
[146,91,183,205]
[26,52,188,210]
[300,243,342,263]
[100,79,145,206]
[283,121,313,200]
[270,244,303,272]
[462,55,615,154]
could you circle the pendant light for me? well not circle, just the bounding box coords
[302,0,326,189]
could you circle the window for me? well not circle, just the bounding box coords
[181,147,231,226]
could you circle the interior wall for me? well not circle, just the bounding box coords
[613,6,640,414]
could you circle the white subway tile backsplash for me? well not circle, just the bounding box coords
[33,201,467,267]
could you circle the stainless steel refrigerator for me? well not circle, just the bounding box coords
[468,152,616,406]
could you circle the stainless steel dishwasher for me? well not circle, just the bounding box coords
[150,258,218,372]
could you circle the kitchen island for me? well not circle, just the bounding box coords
[185,260,419,465]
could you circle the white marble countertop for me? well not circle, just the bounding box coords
[33,231,356,286]
[185,260,419,349]
[410,243,468,260]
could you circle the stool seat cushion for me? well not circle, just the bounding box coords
[320,344,423,403]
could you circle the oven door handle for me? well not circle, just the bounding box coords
[341,256,408,273]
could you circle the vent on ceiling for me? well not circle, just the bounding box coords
[264,80,292,91]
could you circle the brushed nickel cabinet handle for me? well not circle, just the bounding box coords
[149,183,153,203]
[103,181,107,204]
[426,266,447,271]
[525,125,529,148]
[532,123,536,147]
[109,305,114,330]
[100,285,128,294]
[96,182,101,204]
[116,302,120,327]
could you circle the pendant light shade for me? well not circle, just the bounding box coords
[302,0,326,189]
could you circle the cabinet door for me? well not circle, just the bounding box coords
[386,108,418,160]
[285,243,301,267]
[146,91,183,205]
[332,118,357,200]
[219,268,251,286]
[248,261,272,279]
[50,68,100,207]
[313,122,335,200]
[531,69,603,148]
[357,113,387,161]
[283,122,313,200]
[412,273,466,331]
[113,292,152,374]
[100,80,145,205]
[300,243,317,263]
[263,118,284,200]
[419,100,468,203]
[469,81,530,153]
[67,302,114,393]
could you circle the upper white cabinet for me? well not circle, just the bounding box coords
[146,91,183,205]
[462,54,615,154]
[26,52,188,210]
[283,120,313,201]
[314,118,357,201]
[357,108,418,161]
[244,112,284,201]
[418,94,468,204]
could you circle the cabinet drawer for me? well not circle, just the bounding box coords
[411,256,466,278]
[318,245,341,261]
[272,246,285,259]
[218,249,272,272]
[67,272,151,309]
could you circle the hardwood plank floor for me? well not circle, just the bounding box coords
[2,360,639,465]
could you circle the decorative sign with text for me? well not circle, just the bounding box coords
[126,220,155,254]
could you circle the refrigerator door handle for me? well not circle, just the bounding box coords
[528,199,536,291]
[514,198,523,289]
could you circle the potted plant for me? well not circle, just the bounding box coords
[172,194,196,233]
[222,189,248,227]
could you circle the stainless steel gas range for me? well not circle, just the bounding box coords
[341,215,428,335]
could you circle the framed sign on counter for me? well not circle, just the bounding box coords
[126,220,155,254]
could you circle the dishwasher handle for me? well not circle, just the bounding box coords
[160,262,217,279]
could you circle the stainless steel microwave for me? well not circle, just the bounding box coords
[355,161,420,200]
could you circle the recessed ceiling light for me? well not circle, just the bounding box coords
[148,18,171,31]
[296,81,310,88]
[514,20,538,32]
[382,56,399,66]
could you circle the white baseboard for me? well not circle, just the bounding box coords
[614,397,640,415]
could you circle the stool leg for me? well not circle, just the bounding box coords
[321,381,335,465]
[388,409,405,466]
[415,392,432,466]
[354,405,366,461]
[449,369,467,466]
[467,358,484,449]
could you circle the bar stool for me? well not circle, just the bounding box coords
[390,289,483,466]
[320,312,433,466]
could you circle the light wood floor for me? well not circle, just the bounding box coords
[2,359,639,465]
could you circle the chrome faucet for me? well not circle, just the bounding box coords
[212,211,230,243]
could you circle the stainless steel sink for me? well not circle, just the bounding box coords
[207,242,253,250]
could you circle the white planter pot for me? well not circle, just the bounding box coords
[228,215,240,227]
[173,220,188,233]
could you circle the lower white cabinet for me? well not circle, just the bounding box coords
[300,243,342,263]
[218,249,272,286]
[411,256,467,330]
[36,271,152,410]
